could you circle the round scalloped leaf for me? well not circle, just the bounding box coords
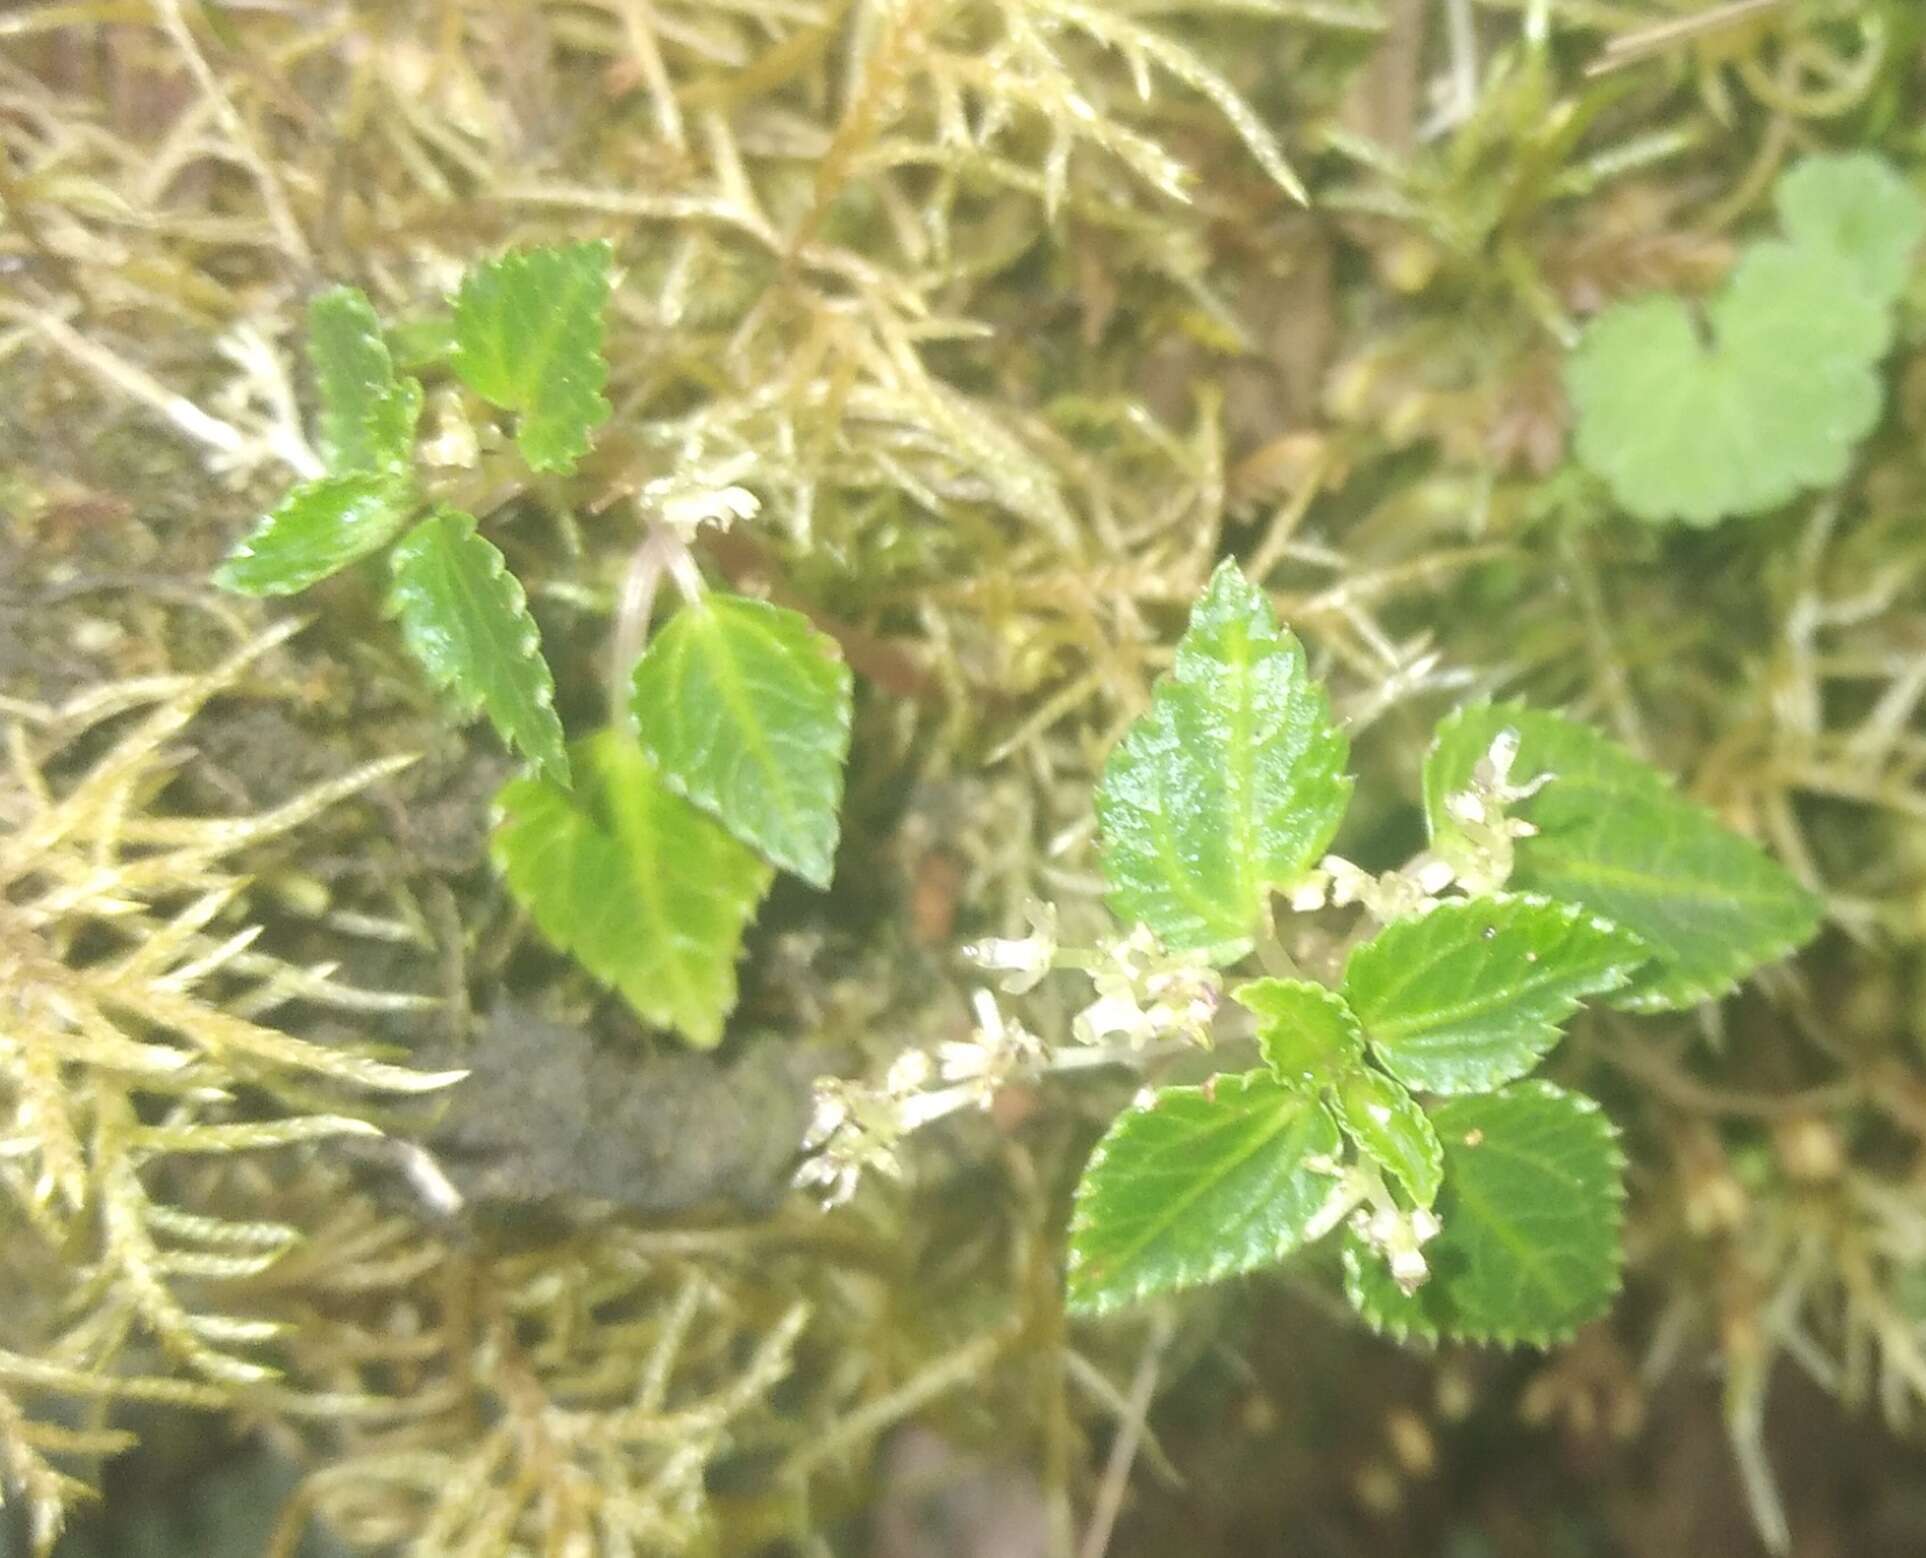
[1234,977,1364,1091]
[1067,1071,1341,1317]
[1341,896,1646,1094]
[1097,561,1351,955]
[1567,239,1886,526]
[1424,704,1823,1012]
[1343,1083,1624,1347]
[1774,152,1925,301]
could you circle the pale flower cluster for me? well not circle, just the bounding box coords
[938,988,1049,1109]
[794,731,1549,1211]
[1289,729,1552,920]
[1355,1202,1445,1295]
[797,908,1223,1205]
[792,1049,937,1208]
[1071,923,1221,1049]
[794,992,1050,1208]
[960,899,1059,993]
[1434,726,1553,894]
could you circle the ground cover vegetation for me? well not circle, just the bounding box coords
[3,2,1926,1555]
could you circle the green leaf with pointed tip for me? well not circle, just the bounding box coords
[1343,1083,1624,1347]
[1234,978,1364,1091]
[1097,561,1351,955]
[1775,152,1925,301]
[388,509,568,787]
[214,472,414,597]
[308,286,421,475]
[1332,1069,1442,1209]
[492,732,773,1048]
[630,593,853,888]
[1067,1071,1341,1317]
[1425,704,1823,1011]
[451,241,612,474]
[1342,896,1645,1094]
[1567,239,1886,525]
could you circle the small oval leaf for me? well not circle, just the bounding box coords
[214,472,414,597]
[308,285,420,475]
[631,593,854,888]
[1067,1071,1341,1317]
[1234,977,1364,1091]
[1342,895,1646,1094]
[388,508,569,787]
[451,241,612,474]
[1333,1069,1442,1209]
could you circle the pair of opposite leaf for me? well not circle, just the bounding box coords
[1065,563,1821,1344]
[1567,152,1925,525]
[495,595,854,1049]
[215,242,616,787]
[215,242,856,1048]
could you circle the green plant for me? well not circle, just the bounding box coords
[796,561,1823,1345]
[17,0,1926,1549]
[1566,153,1924,526]
[213,249,855,1048]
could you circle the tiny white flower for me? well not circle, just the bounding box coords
[801,1087,850,1152]
[1482,727,1522,786]
[938,1039,994,1086]
[793,1073,914,1207]
[1433,730,1555,895]
[961,900,1059,994]
[936,990,1046,1107]
[1287,873,1331,913]
[1070,925,1223,1049]
[1356,1202,1444,1295]
[1322,854,1444,921]
[885,1048,934,1097]
[1075,990,1155,1048]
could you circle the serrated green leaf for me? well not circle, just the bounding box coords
[1332,1069,1442,1209]
[492,732,773,1048]
[1774,152,1925,301]
[1234,978,1364,1091]
[1567,240,1886,525]
[630,593,853,888]
[214,472,414,597]
[1343,1083,1624,1347]
[1342,895,1645,1093]
[1097,561,1351,955]
[388,508,568,787]
[308,286,421,475]
[451,241,612,474]
[1067,1070,1341,1317]
[1425,704,1823,1011]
